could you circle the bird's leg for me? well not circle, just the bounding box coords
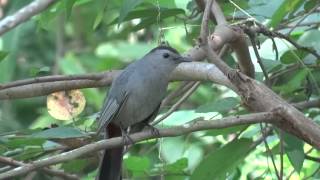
[120,124,134,153]
[144,123,160,137]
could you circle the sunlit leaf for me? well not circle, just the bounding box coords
[164,158,188,174]
[124,156,150,177]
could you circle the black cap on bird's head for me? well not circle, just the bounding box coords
[148,45,192,63]
[150,45,180,54]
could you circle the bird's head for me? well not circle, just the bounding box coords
[147,46,192,66]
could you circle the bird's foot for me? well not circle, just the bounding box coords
[145,124,160,137]
[122,134,134,153]
[122,133,134,145]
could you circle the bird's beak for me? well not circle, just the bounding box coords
[175,55,192,62]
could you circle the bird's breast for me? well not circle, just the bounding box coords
[114,72,169,128]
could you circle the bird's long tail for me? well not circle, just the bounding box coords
[97,124,123,180]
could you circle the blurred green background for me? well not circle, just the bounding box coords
[0,0,320,179]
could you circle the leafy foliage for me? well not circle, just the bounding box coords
[0,0,320,179]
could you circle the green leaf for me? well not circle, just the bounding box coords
[109,8,185,26]
[190,138,253,180]
[283,132,304,173]
[205,125,248,136]
[280,50,307,64]
[304,0,318,11]
[95,41,154,60]
[144,0,176,8]
[118,0,143,27]
[160,137,203,170]
[273,68,308,94]
[124,156,150,177]
[0,51,9,63]
[221,0,248,15]
[15,146,43,160]
[262,58,281,72]
[6,137,45,149]
[64,0,77,19]
[29,66,51,76]
[62,159,87,173]
[297,30,320,52]
[31,127,88,139]
[93,10,104,29]
[196,97,239,113]
[37,3,62,30]
[158,110,217,126]
[269,0,303,28]
[164,158,188,174]
[131,8,185,31]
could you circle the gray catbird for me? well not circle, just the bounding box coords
[96,46,191,180]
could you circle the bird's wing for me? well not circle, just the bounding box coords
[97,91,129,134]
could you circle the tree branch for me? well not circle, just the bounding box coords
[0,0,58,36]
[205,43,320,148]
[0,112,276,179]
[0,156,79,180]
[200,0,213,43]
[210,0,255,78]
[0,62,232,100]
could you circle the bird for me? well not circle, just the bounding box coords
[96,45,191,180]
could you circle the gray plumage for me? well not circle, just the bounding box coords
[97,46,190,132]
[96,46,190,180]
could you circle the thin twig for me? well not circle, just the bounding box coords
[238,20,320,60]
[0,156,79,180]
[0,0,58,36]
[0,112,277,179]
[287,5,320,35]
[200,0,213,44]
[247,30,270,85]
[260,123,280,180]
[0,72,107,90]
[273,31,320,60]
[211,0,227,24]
[305,155,320,163]
[279,130,284,180]
[161,82,194,108]
[152,81,201,125]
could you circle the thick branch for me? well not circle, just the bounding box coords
[211,0,227,25]
[210,1,255,78]
[0,0,58,36]
[0,62,232,100]
[0,112,276,179]
[205,46,320,149]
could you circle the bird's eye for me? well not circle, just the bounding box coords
[163,53,170,58]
